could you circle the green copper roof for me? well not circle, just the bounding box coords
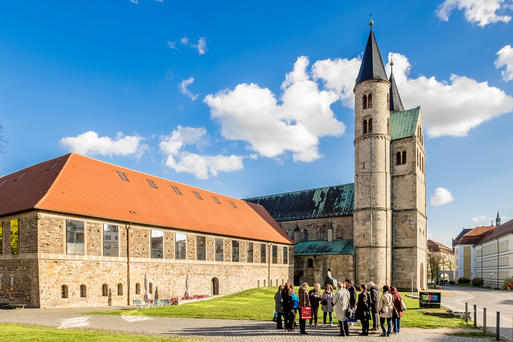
[245,183,354,222]
[390,106,420,141]
[294,239,354,256]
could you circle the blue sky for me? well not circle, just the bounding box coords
[1,0,513,246]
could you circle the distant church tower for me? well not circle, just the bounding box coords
[496,211,501,226]
[353,19,392,287]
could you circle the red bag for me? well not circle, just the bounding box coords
[301,306,312,319]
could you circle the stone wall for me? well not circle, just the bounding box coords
[0,211,39,306]
[22,211,293,308]
[280,216,353,242]
[295,254,354,286]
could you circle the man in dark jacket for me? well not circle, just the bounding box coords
[345,279,357,309]
[355,284,370,336]
[282,284,295,331]
[274,285,284,329]
[367,282,379,330]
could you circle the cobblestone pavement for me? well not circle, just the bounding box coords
[0,307,492,341]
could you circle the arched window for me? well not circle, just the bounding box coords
[303,229,309,241]
[402,151,407,164]
[149,282,153,294]
[102,284,108,297]
[135,283,141,295]
[368,119,373,133]
[363,120,368,134]
[80,284,87,298]
[396,152,401,166]
[257,280,260,288]
[61,285,68,299]
[327,227,334,242]
[318,229,324,240]
[293,227,300,243]
[307,258,314,268]
[363,95,368,109]
[117,283,123,296]
[367,93,373,108]
[263,280,266,287]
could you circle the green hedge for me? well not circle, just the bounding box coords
[471,277,483,286]
[458,277,470,284]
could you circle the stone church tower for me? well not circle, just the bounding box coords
[353,22,392,288]
[246,21,428,291]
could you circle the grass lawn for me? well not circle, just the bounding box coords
[0,323,200,342]
[446,331,497,340]
[94,287,473,329]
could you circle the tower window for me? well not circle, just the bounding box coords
[363,95,368,109]
[402,151,407,164]
[368,119,373,133]
[363,120,368,134]
[396,152,401,166]
[367,94,373,108]
[303,229,309,241]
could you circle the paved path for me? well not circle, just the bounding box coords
[0,307,492,341]
[441,285,513,340]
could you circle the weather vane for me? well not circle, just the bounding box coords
[369,13,374,28]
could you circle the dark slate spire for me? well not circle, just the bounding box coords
[496,211,501,226]
[355,22,388,86]
[389,61,404,112]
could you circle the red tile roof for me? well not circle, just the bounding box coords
[0,153,293,245]
[427,240,453,254]
[476,219,513,245]
[456,225,496,245]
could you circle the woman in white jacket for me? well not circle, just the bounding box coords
[377,285,394,337]
[332,282,350,336]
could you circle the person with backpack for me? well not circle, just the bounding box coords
[281,283,295,332]
[291,286,299,327]
[274,284,284,329]
[377,285,394,337]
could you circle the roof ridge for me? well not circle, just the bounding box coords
[63,153,240,200]
[244,182,354,200]
[34,153,73,210]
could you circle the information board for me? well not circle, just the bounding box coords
[419,292,441,308]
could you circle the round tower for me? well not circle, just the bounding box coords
[353,23,392,287]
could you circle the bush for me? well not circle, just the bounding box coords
[471,277,483,286]
[502,277,513,290]
[458,277,470,284]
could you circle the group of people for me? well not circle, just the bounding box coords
[274,280,406,337]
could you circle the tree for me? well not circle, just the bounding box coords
[427,253,441,283]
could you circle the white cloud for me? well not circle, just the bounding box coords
[312,57,362,108]
[385,52,513,137]
[308,53,513,137]
[180,77,199,101]
[130,0,138,4]
[159,126,244,179]
[472,215,489,222]
[192,37,207,55]
[180,36,189,45]
[430,187,454,206]
[204,56,345,162]
[167,41,177,50]
[496,45,513,81]
[60,131,146,157]
[436,0,512,27]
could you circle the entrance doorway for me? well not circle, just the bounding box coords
[211,277,219,296]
